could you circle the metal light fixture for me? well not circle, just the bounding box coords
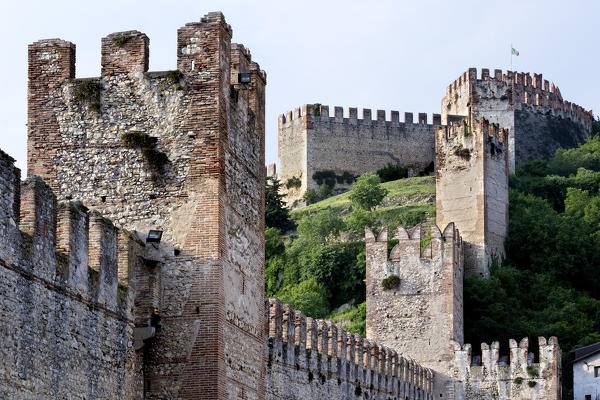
[238,73,251,84]
[146,230,163,244]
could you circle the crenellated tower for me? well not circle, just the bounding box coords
[436,118,508,277]
[441,68,593,172]
[26,12,267,399]
[365,223,464,398]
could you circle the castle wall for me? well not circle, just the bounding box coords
[26,13,267,399]
[0,150,144,399]
[441,68,592,172]
[265,299,434,400]
[436,119,508,277]
[278,104,439,205]
[365,224,463,398]
[452,337,561,400]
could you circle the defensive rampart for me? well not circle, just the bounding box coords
[452,337,561,399]
[441,68,593,171]
[278,104,440,205]
[0,149,145,399]
[265,298,435,400]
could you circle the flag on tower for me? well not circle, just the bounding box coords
[511,47,519,56]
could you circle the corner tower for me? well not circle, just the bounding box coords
[441,68,593,172]
[436,118,508,277]
[27,12,267,399]
[365,224,463,397]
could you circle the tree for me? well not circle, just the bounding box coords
[319,183,332,198]
[348,173,388,211]
[276,280,330,319]
[345,208,377,239]
[296,209,345,244]
[302,188,317,204]
[265,176,294,232]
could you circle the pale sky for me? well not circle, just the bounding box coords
[1,0,598,174]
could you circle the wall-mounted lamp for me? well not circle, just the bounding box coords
[238,73,251,84]
[146,230,163,244]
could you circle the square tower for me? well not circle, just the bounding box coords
[365,224,463,397]
[436,118,508,277]
[27,13,267,399]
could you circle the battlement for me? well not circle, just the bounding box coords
[443,68,593,129]
[437,118,507,147]
[0,149,144,317]
[278,104,442,127]
[27,12,265,82]
[266,298,434,399]
[452,337,561,399]
[366,223,462,262]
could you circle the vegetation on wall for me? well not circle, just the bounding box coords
[121,131,169,170]
[165,70,184,90]
[286,175,302,190]
[111,35,131,47]
[73,79,103,113]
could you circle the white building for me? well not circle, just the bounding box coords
[573,342,600,400]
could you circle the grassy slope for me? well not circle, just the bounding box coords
[291,176,436,231]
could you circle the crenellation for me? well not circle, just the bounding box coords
[363,107,372,120]
[265,297,435,399]
[452,337,561,399]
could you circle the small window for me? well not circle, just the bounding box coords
[595,366,600,378]
[585,395,591,400]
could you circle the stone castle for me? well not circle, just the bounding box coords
[275,69,592,205]
[0,11,581,400]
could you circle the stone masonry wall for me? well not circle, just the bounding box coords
[436,118,508,277]
[365,224,463,398]
[278,104,440,205]
[27,12,266,399]
[441,68,592,172]
[0,149,144,399]
[452,337,561,400]
[265,298,435,400]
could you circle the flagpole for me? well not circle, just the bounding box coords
[510,43,512,69]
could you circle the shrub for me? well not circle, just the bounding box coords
[121,131,169,170]
[303,188,318,204]
[319,183,332,198]
[349,173,388,211]
[526,365,538,377]
[513,377,523,385]
[286,176,302,189]
[73,79,103,112]
[381,275,400,290]
[454,147,471,160]
[346,208,377,240]
[112,35,131,46]
[376,164,408,182]
[165,70,184,90]
[527,381,537,388]
[276,280,330,319]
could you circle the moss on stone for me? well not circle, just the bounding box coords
[381,275,400,291]
[73,79,103,113]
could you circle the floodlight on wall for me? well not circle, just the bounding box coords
[238,73,251,84]
[146,230,163,244]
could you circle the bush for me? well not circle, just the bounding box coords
[276,280,330,319]
[319,183,332,198]
[329,302,367,337]
[303,188,318,204]
[121,131,169,170]
[349,173,388,211]
[297,210,345,244]
[286,176,302,189]
[376,164,408,182]
[346,208,377,240]
[381,275,400,290]
[73,79,103,112]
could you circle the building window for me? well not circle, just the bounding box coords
[585,395,591,400]
[595,366,600,378]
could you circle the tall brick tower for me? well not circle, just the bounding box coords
[365,224,464,398]
[27,12,267,399]
[435,118,508,277]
